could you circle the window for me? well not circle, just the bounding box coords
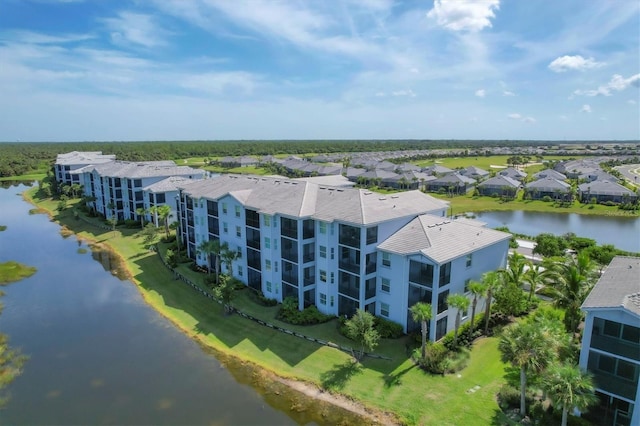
[622,324,640,343]
[264,215,271,226]
[466,253,473,268]
[437,290,449,314]
[265,259,272,271]
[409,261,434,287]
[222,203,228,214]
[598,354,616,374]
[366,226,378,245]
[464,279,471,293]
[319,245,327,258]
[320,293,327,305]
[603,320,621,338]
[330,247,334,259]
[617,359,637,381]
[236,226,241,238]
[319,222,327,234]
[320,270,327,282]
[274,239,278,250]
[238,266,243,277]
[330,296,334,307]
[265,237,271,249]
[223,222,228,234]
[439,262,451,285]
[236,248,242,258]
[382,252,391,267]
[266,281,272,292]
[380,302,390,317]
[381,278,391,293]
[235,205,241,218]
[330,272,334,284]
[275,261,278,272]
[436,317,448,340]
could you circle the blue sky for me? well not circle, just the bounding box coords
[1,0,638,142]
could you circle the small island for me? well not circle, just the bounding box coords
[0,261,37,285]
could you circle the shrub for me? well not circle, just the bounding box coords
[124,219,139,228]
[373,317,403,339]
[248,289,278,307]
[542,195,552,202]
[165,248,178,268]
[276,297,334,325]
[417,342,450,374]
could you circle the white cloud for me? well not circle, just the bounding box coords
[548,55,604,72]
[580,104,592,113]
[475,89,486,98]
[629,99,637,105]
[375,91,385,97]
[391,89,416,97]
[101,12,168,48]
[180,71,260,95]
[503,90,515,96]
[508,113,535,123]
[574,73,640,96]
[427,0,500,32]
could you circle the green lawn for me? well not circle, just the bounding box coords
[23,187,512,425]
[415,155,580,171]
[0,173,47,182]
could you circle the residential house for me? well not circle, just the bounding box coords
[476,175,521,197]
[532,169,567,181]
[176,174,511,336]
[578,181,638,204]
[579,256,640,426]
[498,167,527,181]
[460,166,490,181]
[425,173,476,195]
[524,177,572,201]
[422,164,455,176]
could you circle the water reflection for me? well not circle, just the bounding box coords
[89,243,129,281]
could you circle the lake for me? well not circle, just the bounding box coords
[0,183,308,425]
[474,210,640,253]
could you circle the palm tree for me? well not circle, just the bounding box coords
[499,322,555,417]
[524,264,549,302]
[548,252,595,333]
[483,271,502,335]
[197,239,218,277]
[150,205,172,238]
[446,294,470,346]
[220,243,238,276]
[135,207,148,229]
[410,302,432,360]
[542,363,597,426]
[502,253,528,289]
[468,281,486,331]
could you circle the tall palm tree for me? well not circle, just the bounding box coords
[483,271,502,335]
[410,302,432,360]
[150,205,172,238]
[542,363,597,426]
[548,252,595,333]
[135,207,148,229]
[220,243,238,276]
[197,239,218,277]
[502,253,528,289]
[524,263,549,302]
[446,294,470,346]
[468,281,486,331]
[499,322,555,417]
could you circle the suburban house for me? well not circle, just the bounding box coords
[424,173,476,195]
[54,151,116,185]
[579,256,640,426]
[422,164,455,176]
[176,174,511,336]
[532,169,567,181]
[460,166,490,181]
[476,175,521,197]
[498,167,527,181]
[578,181,638,204]
[524,177,572,201]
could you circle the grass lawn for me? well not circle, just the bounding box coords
[414,155,580,171]
[23,187,512,425]
[0,173,46,182]
[0,261,37,285]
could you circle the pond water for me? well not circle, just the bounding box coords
[474,210,640,253]
[0,183,308,425]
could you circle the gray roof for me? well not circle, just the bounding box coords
[578,180,637,197]
[83,160,204,179]
[526,177,571,192]
[533,169,566,180]
[582,256,640,316]
[143,176,194,193]
[377,215,511,263]
[477,175,521,188]
[294,175,355,187]
[430,173,476,185]
[179,174,449,225]
[499,167,527,179]
[55,151,116,165]
[422,164,454,175]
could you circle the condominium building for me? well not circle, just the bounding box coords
[54,151,116,185]
[73,160,205,222]
[177,174,511,336]
[579,256,640,426]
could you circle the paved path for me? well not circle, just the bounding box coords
[615,164,640,188]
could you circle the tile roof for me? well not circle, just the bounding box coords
[578,180,637,196]
[377,215,511,263]
[477,175,521,188]
[179,174,449,225]
[84,161,203,179]
[582,256,640,316]
[143,176,194,193]
[526,177,571,191]
[55,151,116,165]
[533,169,567,180]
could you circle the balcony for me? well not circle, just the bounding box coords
[591,334,640,361]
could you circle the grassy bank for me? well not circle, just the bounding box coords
[0,261,37,285]
[23,187,512,425]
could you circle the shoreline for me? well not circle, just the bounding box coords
[22,189,401,425]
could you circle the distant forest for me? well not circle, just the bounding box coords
[0,139,632,178]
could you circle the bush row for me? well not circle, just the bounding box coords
[276,297,335,325]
